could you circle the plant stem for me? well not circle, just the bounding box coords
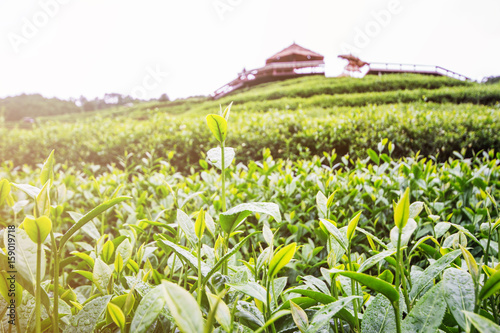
[331,278,340,333]
[346,248,360,332]
[35,242,42,333]
[394,229,403,333]
[197,242,202,306]
[50,231,60,333]
[221,142,226,213]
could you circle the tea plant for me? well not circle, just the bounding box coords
[0,101,499,332]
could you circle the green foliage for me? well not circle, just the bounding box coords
[1,88,500,333]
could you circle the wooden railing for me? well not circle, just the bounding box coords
[368,62,472,81]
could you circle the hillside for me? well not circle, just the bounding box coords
[1,74,500,333]
[1,74,499,171]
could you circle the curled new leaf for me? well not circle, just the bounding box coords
[394,187,410,229]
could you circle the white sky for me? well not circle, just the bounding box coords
[1,0,499,101]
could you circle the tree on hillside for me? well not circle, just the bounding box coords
[159,93,170,102]
[0,94,81,121]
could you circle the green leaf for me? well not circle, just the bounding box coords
[64,295,112,333]
[442,268,474,332]
[11,183,40,198]
[263,224,273,247]
[220,202,281,234]
[130,285,166,333]
[409,249,461,300]
[394,187,410,229]
[227,282,268,305]
[59,196,130,250]
[93,258,112,294]
[5,228,45,285]
[207,147,235,170]
[35,180,51,218]
[319,219,347,251]
[40,149,55,186]
[23,216,52,244]
[390,218,417,247]
[102,240,115,263]
[221,101,233,121]
[409,201,424,219]
[305,296,361,333]
[402,283,446,333]
[357,249,396,273]
[116,238,133,266]
[204,211,216,239]
[316,191,328,218]
[463,311,500,333]
[254,310,291,333]
[290,300,308,333]
[199,232,256,289]
[235,301,265,328]
[367,148,380,165]
[158,239,211,277]
[479,268,500,300]
[107,302,126,332]
[176,209,198,246]
[346,211,362,243]
[361,293,398,333]
[194,209,206,240]
[286,288,336,305]
[162,281,204,333]
[206,114,228,143]
[335,271,399,304]
[0,179,11,206]
[459,245,479,283]
[206,290,232,332]
[269,243,296,278]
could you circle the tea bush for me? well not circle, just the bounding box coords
[1,103,499,173]
[0,102,499,332]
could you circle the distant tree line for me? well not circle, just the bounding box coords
[0,92,170,121]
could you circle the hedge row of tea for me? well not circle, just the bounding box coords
[2,103,499,173]
[0,141,499,332]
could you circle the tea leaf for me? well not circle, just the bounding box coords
[409,249,461,300]
[402,283,446,332]
[206,114,228,143]
[442,268,474,331]
[23,216,52,244]
[346,211,362,243]
[463,311,500,333]
[269,243,296,278]
[305,296,361,333]
[60,196,130,250]
[0,179,11,206]
[107,302,126,332]
[336,271,399,303]
[64,295,112,333]
[361,293,398,333]
[162,281,204,333]
[227,282,268,305]
[206,290,232,332]
[40,149,55,186]
[93,258,112,294]
[316,191,327,218]
[290,300,308,333]
[130,285,166,333]
[479,268,500,300]
[207,147,235,170]
[220,202,281,234]
[394,187,410,229]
